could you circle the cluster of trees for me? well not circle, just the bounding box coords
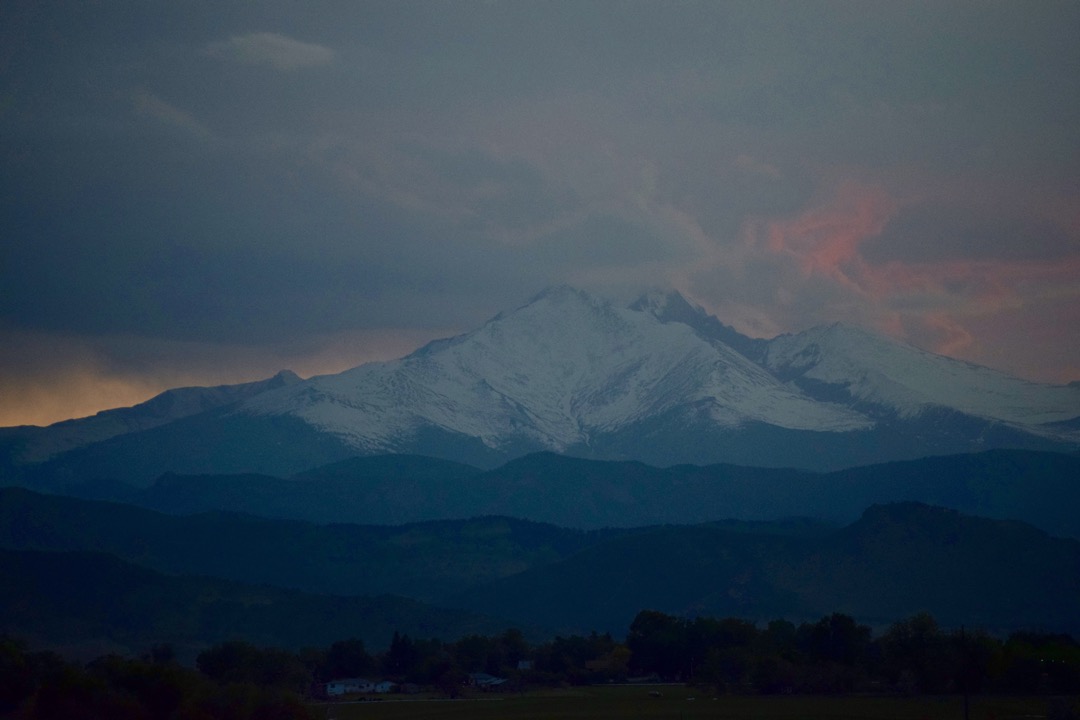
[310,628,630,690]
[0,637,313,720]
[624,611,1080,696]
[4,611,1079,718]
[188,613,1080,698]
[338,612,1080,696]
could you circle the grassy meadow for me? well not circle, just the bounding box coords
[316,685,1073,720]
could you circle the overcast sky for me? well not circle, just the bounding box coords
[2,1,1078,426]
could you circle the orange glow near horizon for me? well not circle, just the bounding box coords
[0,327,449,428]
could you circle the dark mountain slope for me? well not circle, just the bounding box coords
[3,488,1076,644]
[50,449,1080,539]
[0,370,301,466]
[449,525,804,634]
[21,411,360,489]
[452,503,1080,636]
[67,454,483,523]
[773,503,1080,630]
[0,547,505,657]
[0,487,603,601]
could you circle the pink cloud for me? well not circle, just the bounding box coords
[756,180,1080,310]
[743,180,1080,379]
[763,183,896,292]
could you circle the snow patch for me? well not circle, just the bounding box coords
[764,324,1080,427]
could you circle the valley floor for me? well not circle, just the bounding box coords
[316,686,1075,720]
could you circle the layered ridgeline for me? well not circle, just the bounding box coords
[3,286,1078,486]
[58,450,1080,540]
[2,489,1078,646]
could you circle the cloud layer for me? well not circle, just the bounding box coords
[1,1,1078,424]
[205,32,334,70]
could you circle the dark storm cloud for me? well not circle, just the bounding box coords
[0,140,552,340]
[2,0,1079,425]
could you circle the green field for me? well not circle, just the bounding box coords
[316,686,1075,720]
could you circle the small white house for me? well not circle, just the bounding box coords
[325,678,374,696]
[374,680,397,693]
[468,672,507,688]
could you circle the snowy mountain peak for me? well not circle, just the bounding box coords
[764,323,1080,427]
[629,289,699,321]
[11,286,1078,474]
[241,286,872,455]
[272,369,303,384]
[765,323,894,374]
[523,284,600,309]
[212,286,1079,468]
[628,289,767,361]
[240,287,1079,465]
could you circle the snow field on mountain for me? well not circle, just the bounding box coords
[764,324,1080,426]
[239,287,1078,454]
[242,288,872,452]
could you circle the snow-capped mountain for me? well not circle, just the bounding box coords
[764,324,1080,434]
[241,286,870,453]
[233,286,1078,468]
[4,287,1078,482]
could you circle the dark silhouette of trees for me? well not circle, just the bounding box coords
[880,612,951,692]
[627,609,688,678]
[322,638,374,680]
[196,640,311,694]
[1,635,315,719]
[533,631,619,683]
[2,611,1079,717]
[383,631,420,677]
[1003,632,1080,693]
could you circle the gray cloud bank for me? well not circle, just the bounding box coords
[1,1,1078,425]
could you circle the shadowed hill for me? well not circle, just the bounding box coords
[1,488,1076,645]
[0,487,605,601]
[451,503,1080,636]
[54,449,1080,539]
[0,547,505,658]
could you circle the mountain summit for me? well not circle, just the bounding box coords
[242,286,869,454]
[4,287,1078,480]
[234,287,1078,469]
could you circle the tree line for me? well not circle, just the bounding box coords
[3,611,1079,718]
[329,612,1079,696]
[0,638,312,720]
[623,611,1080,695]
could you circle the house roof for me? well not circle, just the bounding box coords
[326,677,372,685]
[468,672,507,686]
